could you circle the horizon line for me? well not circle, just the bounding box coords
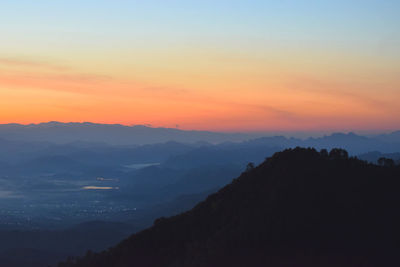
[0,121,398,137]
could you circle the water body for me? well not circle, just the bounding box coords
[82,186,119,190]
[124,163,160,169]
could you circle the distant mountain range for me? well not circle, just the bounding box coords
[0,122,259,145]
[59,148,400,267]
[2,123,400,267]
[0,122,399,154]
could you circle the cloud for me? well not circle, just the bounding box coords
[285,75,393,112]
[0,68,191,101]
[0,71,115,95]
[0,55,116,94]
[0,56,69,71]
[143,86,188,95]
[187,96,305,125]
[253,104,303,122]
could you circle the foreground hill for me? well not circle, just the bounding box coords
[59,148,400,267]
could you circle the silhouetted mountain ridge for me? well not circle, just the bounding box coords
[1,123,400,153]
[59,148,400,267]
[0,122,257,145]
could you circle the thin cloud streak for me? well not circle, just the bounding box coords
[285,75,396,113]
[0,56,69,71]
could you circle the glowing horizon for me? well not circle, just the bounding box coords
[1,1,399,132]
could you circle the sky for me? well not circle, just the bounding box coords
[0,0,399,132]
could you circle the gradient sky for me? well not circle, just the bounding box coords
[0,0,399,132]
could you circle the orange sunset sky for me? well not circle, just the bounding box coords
[1,1,399,132]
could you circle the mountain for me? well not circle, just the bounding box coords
[0,122,257,145]
[164,143,282,169]
[375,131,400,143]
[19,155,92,175]
[117,164,244,205]
[59,148,400,267]
[251,132,400,154]
[0,138,198,172]
[1,122,400,152]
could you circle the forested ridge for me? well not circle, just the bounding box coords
[60,147,400,267]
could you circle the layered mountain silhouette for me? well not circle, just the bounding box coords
[59,148,400,267]
[1,122,400,153]
[0,122,257,145]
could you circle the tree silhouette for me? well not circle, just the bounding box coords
[378,157,395,167]
[246,162,255,172]
[320,149,329,157]
[328,148,348,160]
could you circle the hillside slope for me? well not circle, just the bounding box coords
[59,148,400,267]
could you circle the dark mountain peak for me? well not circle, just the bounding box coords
[323,132,364,140]
[130,124,152,129]
[43,121,65,126]
[60,148,400,267]
[267,147,350,162]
